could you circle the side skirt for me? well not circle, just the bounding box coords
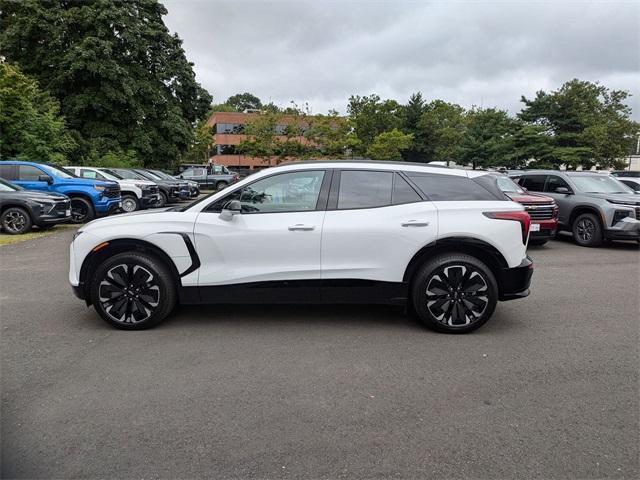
[178,279,409,306]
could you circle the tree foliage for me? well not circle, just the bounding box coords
[519,79,637,169]
[460,108,515,170]
[225,92,263,112]
[366,129,413,160]
[0,0,212,167]
[417,100,467,165]
[0,63,75,164]
[348,94,403,153]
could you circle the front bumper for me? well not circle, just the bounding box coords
[606,217,640,240]
[34,200,72,226]
[140,194,159,208]
[95,198,122,215]
[530,219,557,240]
[498,256,534,301]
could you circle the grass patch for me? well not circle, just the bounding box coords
[0,224,78,247]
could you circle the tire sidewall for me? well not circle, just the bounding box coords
[411,254,498,333]
[121,195,139,212]
[70,197,95,224]
[89,252,176,329]
[157,191,168,207]
[1,207,32,234]
[572,213,603,247]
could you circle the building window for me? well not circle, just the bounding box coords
[215,123,245,134]
[215,145,238,155]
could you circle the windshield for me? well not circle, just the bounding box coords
[111,169,147,180]
[101,168,124,180]
[41,164,76,179]
[150,169,174,180]
[135,170,162,181]
[495,175,525,193]
[570,175,634,194]
[0,177,20,192]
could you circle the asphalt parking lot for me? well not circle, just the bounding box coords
[1,228,638,479]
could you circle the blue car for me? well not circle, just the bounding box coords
[0,161,122,223]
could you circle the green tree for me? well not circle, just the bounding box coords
[518,79,636,169]
[0,0,212,167]
[348,94,403,153]
[401,92,427,161]
[460,108,515,169]
[225,92,262,112]
[181,121,215,164]
[236,113,281,166]
[0,63,75,164]
[304,112,361,158]
[366,129,414,160]
[417,100,466,165]
[505,121,553,169]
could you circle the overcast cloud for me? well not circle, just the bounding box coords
[163,0,640,118]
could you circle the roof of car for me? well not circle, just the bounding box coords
[509,170,605,176]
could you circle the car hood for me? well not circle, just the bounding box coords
[2,190,69,201]
[120,179,156,187]
[581,192,640,205]
[505,192,554,204]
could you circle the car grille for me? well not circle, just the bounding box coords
[635,207,640,220]
[104,185,121,198]
[523,203,555,220]
[144,185,159,194]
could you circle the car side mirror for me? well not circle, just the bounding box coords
[219,200,241,221]
[39,174,53,185]
[555,187,571,194]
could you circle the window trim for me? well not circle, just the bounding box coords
[203,169,332,215]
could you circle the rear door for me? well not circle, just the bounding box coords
[320,170,437,295]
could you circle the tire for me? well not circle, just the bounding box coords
[157,191,168,208]
[89,251,177,330]
[70,197,95,223]
[572,213,603,247]
[121,194,139,213]
[529,239,548,246]
[1,207,33,234]
[215,181,228,191]
[411,253,498,334]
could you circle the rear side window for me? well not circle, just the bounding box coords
[338,170,393,209]
[520,175,547,192]
[0,164,16,180]
[392,173,422,205]
[406,173,498,201]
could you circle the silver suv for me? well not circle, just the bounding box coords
[510,171,640,247]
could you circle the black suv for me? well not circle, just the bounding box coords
[0,178,71,234]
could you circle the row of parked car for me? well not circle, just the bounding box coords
[0,160,239,235]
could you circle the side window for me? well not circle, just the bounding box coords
[240,170,325,213]
[620,179,640,192]
[545,175,571,193]
[0,164,17,180]
[18,165,45,181]
[80,169,98,179]
[337,170,393,209]
[213,165,223,174]
[520,175,547,192]
[393,173,422,205]
[406,174,498,201]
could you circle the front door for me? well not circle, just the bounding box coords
[13,164,51,192]
[193,169,329,302]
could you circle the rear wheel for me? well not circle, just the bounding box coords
[215,181,228,191]
[89,251,177,330]
[411,253,498,333]
[70,197,94,223]
[1,207,32,234]
[121,194,139,213]
[572,213,603,247]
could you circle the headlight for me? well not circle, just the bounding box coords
[94,184,105,191]
[134,184,147,189]
[27,197,54,205]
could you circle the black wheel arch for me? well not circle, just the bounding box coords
[569,205,604,227]
[78,239,182,306]
[403,237,508,296]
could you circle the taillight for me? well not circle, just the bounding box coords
[483,210,531,244]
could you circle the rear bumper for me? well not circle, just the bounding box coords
[498,256,534,301]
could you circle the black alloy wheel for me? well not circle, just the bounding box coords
[70,197,94,223]
[90,252,176,329]
[1,207,32,234]
[572,213,603,247]
[412,253,498,333]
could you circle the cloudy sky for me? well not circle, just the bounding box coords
[163,0,640,118]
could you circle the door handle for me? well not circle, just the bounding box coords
[401,220,430,227]
[288,224,315,231]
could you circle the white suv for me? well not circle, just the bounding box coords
[69,161,533,333]
[65,166,160,212]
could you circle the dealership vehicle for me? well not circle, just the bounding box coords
[70,161,533,333]
[0,161,121,223]
[109,168,186,207]
[176,165,238,191]
[147,169,200,197]
[610,171,640,192]
[492,174,558,245]
[65,166,160,212]
[0,177,71,234]
[511,171,640,247]
[132,169,191,204]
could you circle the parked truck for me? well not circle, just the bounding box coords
[175,165,238,190]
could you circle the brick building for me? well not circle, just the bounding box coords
[204,111,309,170]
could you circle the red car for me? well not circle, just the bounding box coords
[493,174,558,245]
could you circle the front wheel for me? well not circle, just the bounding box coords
[1,207,33,234]
[70,197,95,223]
[572,213,603,247]
[121,194,139,213]
[156,191,168,208]
[89,252,177,329]
[411,253,498,333]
